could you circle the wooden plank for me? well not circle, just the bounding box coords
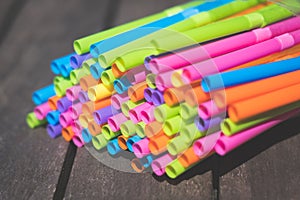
[0,0,110,199]
[65,1,213,199]
[219,117,300,199]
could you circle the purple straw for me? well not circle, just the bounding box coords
[47,124,62,138]
[57,96,72,113]
[93,105,115,125]
[195,116,223,132]
[70,53,92,69]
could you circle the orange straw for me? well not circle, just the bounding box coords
[184,84,210,106]
[215,70,300,108]
[82,98,111,114]
[48,96,61,110]
[62,126,75,142]
[148,132,173,155]
[80,74,100,91]
[118,135,129,150]
[128,81,147,103]
[145,121,163,137]
[228,83,300,122]
[88,121,102,136]
[112,63,126,78]
[178,147,201,168]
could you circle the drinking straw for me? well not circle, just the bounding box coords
[215,70,300,108]
[92,134,108,150]
[34,102,52,120]
[47,124,62,138]
[146,74,157,89]
[163,85,190,106]
[69,102,83,121]
[126,135,142,152]
[73,0,205,55]
[131,154,154,172]
[107,113,128,132]
[107,138,121,156]
[78,91,89,103]
[73,120,83,134]
[128,102,152,123]
[54,78,73,97]
[57,97,72,113]
[163,115,183,136]
[132,138,150,158]
[154,104,180,122]
[152,90,165,106]
[101,69,116,86]
[184,84,210,107]
[111,93,129,110]
[140,105,155,124]
[228,83,300,122]
[80,75,101,92]
[136,122,146,138]
[128,82,148,103]
[148,16,300,74]
[82,128,92,143]
[112,63,126,78]
[180,102,198,121]
[167,135,192,156]
[148,132,173,155]
[180,123,206,142]
[70,67,90,85]
[48,96,61,110]
[117,135,129,150]
[222,101,300,136]
[93,105,115,124]
[113,77,133,94]
[26,112,47,128]
[193,131,221,157]
[82,98,112,114]
[121,100,145,117]
[70,53,92,69]
[62,126,75,142]
[151,153,175,176]
[215,109,300,156]
[124,65,148,84]
[144,88,156,103]
[59,110,73,128]
[87,121,102,136]
[165,159,186,179]
[145,121,163,137]
[72,132,85,148]
[120,120,136,137]
[60,63,73,78]
[180,29,300,84]
[79,113,94,128]
[66,85,81,101]
[104,0,264,71]
[46,110,60,125]
[198,100,225,120]
[201,56,300,92]
[90,63,105,80]
[178,147,202,168]
[51,53,75,75]
[102,124,121,140]
[87,83,114,102]
[195,116,223,132]
[91,0,234,58]
[155,70,176,91]
[32,84,55,105]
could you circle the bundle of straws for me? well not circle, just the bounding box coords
[26,0,300,179]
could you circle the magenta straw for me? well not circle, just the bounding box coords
[66,85,82,101]
[72,131,85,148]
[108,113,128,132]
[34,102,52,120]
[198,100,224,120]
[68,102,82,120]
[111,93,130,110]
[151,154,175,176]
[126,65,147,84]
[132,138,151,158]
[129,102,152,123]
[140,105,155,124]
[73,119,83,134]
[155,70,174,91]
[193,131,221,157]
[148,17,300,74]
[215,109,300,156]
[78,90,89,103]
[59,110,74,128]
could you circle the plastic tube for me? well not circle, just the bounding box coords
[180,102,198,121]
[70,67,90,85]
[195,116,223,132]
[120,120,136,137]
[102,124,121,140]
[152,90,165,106]
[82,98,112,114]
[66,85,81,102]
[117,135,129,150]
[87,121,102,136]
[70,53,92,69]
[114,76,132,94]
[145,121,163,137]
[140,105,155,124]
[51,53,75,75]
[92,134,108,150]
[54,78,73,97]
[132,138,151,158]
[26,112,47,128]
[136,121,146,138]
[111,93,130,110]
[80,74,100,91]
[126,135,142,152]
[144,87,155,103]
[193,131,221,157]
[72,132,85,148]
[81,128,93,143]
[154,104,180,122]
[107,138,122,155]
[68,103,82,120]
[32,84,55,105]
[59,110,73,128]
[46,124,62,138]
[148,132,173,155]
[184,84,210,107]
[151,153,175,176]
[146,73,157,89]
[108,113,128,132]
[79,113,94,128]
[34,102,52,120]
[46,110,60,125]
[128,82,147,103]
[78,90,89,103]
[198,100,225,120]
[121,100,144,117]
[62,126,75,142]
[93,105,115,125]
[48,96,61,110]
[163,115,183,136]
[129,102,152,123]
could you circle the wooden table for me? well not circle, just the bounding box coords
[0,1,299,199]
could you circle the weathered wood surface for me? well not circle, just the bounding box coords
[0,0,300,199]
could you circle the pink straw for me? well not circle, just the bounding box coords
[59,110,74,128]
[111,93,130,110]
[72,131,85,148]
[107,113,128,132]
[34,102,52,120]
[66,85,81,102]
[198,100,225,120]
[193,131,221,157]
[132,138,150,158]
[215,109,300,156]
[140,105,155,124]
[151,154,175,176]
[68,102,82,120]
[129,102,152,123]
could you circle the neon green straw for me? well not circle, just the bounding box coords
[180,102,198,121]
[167,135,191,156]
[165,159,187,179]
[101,69,116,86]
[120,120,136,137]
[26,112,47,128]
[136,121,146,138]
[92,134,108,150]
[102,124,121,140]
[121,100,145,117]
[54,78,73,97]
[146,73,157,89]
[154,104,180,122]
[70,67,90,85]
[163,115,185,136]
[73,0,204,54]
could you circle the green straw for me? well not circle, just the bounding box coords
[26,112,47,129]
[167,135,191,156]
[92,134,108,150]
[101,69,116,86]
[102,124,121,140]
[165,159,187,179]
[136,121,146,138]
[121,100,144,117]
[54,78,73,97]
[70,67,90,85]
[163,115,186,136]
[180,102,198,121]
[73,0,204,54]
[120,120,136,137]
[154,104,180,122]
[146,73,157,89]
